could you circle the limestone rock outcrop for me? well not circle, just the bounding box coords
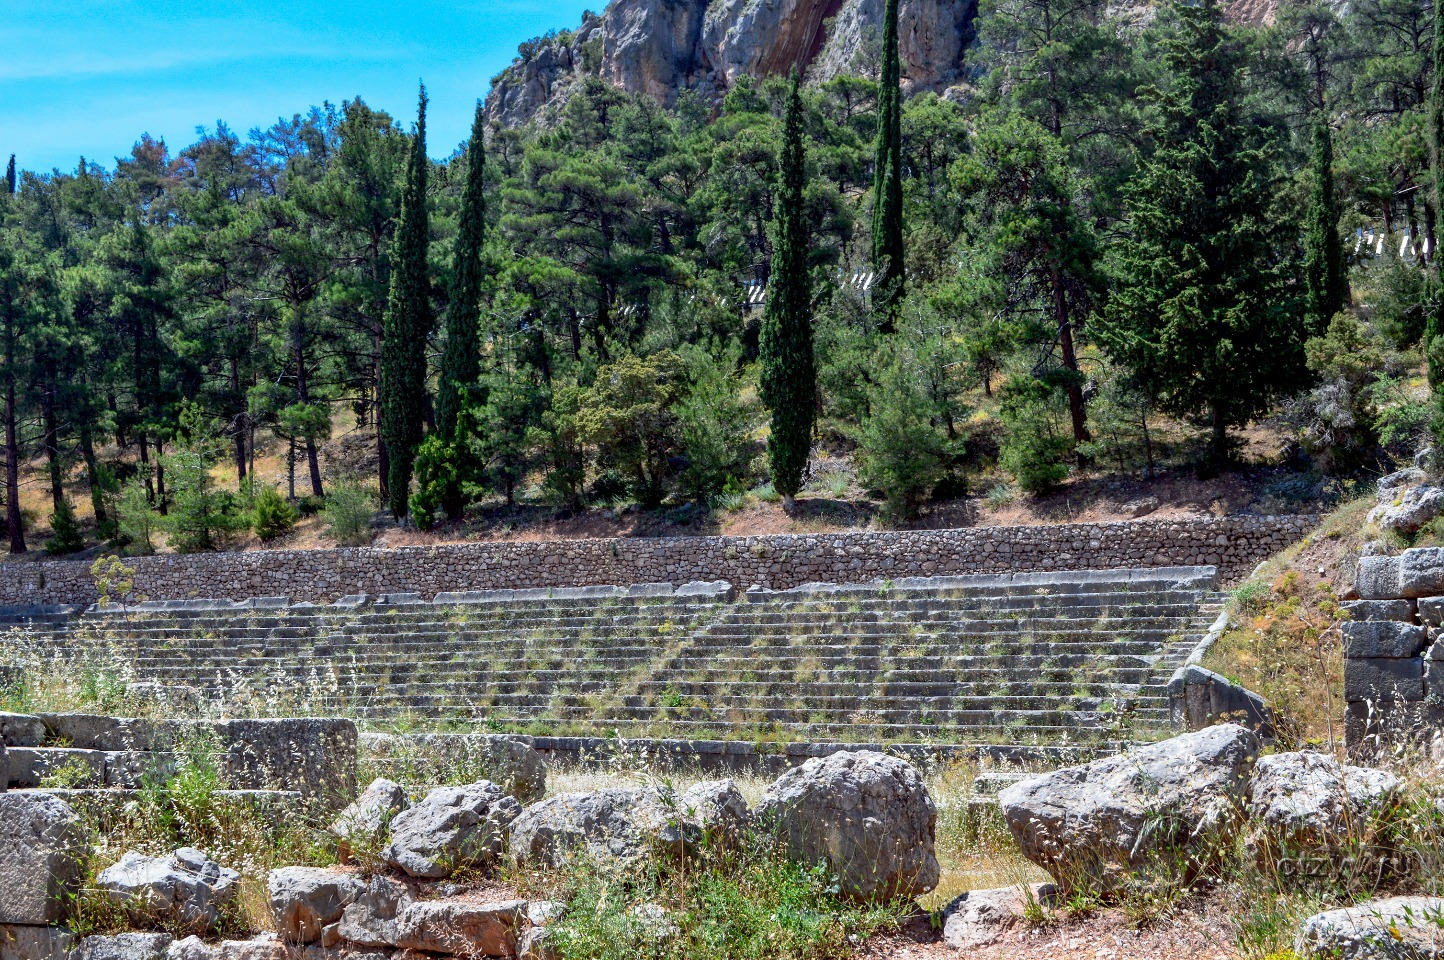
[485,0,975,128]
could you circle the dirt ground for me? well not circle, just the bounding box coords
[862,896,1242,960]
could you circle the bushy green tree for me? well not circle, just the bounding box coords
[164,403,246,553]
[251,485,300,542]
[678,343,759,502]
[114,473,158,555]
[1099,0,1304,470]
[759,75,815,513]
[45,500,85,555]
[576,352,685,508]
[999,375,1073,493]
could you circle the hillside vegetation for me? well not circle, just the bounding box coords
[0,0,1438,559]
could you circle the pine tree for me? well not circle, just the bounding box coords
[871,0,906,333]
[1303,110,1347,335]
[760,74,816,515]
[380,85,433,518]
[1098,0,1304,471]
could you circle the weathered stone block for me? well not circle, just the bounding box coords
[210,719,357,810]
[7,747,106,788]
[0,712,46,748]
[1421,596,1444,626]
[0,792,87,924]
[1344,657,1425,702]
[1342,621,1429,659]
[0,925,75,960]
[1342,599,1416,623]
[74,933,175,960]
[1355,556,1402,600]
[1399,548,1444,598]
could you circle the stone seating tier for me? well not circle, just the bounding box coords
[7,568,1225,745]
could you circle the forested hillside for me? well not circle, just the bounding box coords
[0,0,1436,557]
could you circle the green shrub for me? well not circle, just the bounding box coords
[114,475,158,555]
[251,486,299,542]
[324,481,376,546]
[998,376,1072,494]
[45,499,86,555]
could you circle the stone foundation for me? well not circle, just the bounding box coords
[0,515,1313,607]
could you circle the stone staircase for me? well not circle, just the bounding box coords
[4,568,1224,746]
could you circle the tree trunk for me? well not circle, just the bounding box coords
[5,379,24,553]
[1209,405,1229,471]
[1052,267,1091,456]
[41,378,62,512]
[231,356,247,485]
[306,438,324,499]
[79,419,108,530]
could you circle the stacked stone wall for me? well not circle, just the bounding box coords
[0,515,1314,607]
[1346,547,1444,755]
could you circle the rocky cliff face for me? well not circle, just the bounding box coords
[484,0,1277,128]
[484,0,975,128]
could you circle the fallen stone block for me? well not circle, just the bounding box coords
[269,867,366,945]
[1399,548,1444,598]
[942,884,1056,949]
[759,750,939,903]
[74,933,174,960]
[97,847,240,936]
[1296,896,1444,958]
[999,724,1258,896]
[329,778,408,859]
[1246,751,1400,869]
[383,781,521,879]
[0,792,87,924]
[336,876,411,947]
[393,900,526,957]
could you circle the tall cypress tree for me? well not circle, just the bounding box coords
[760,74,815,515]
[871,0,906,333]
[1427,0,1444,460]
[3,156,14,196]
[1303,110,1347,335]
[380,85,432,518]
[436,102,487,443]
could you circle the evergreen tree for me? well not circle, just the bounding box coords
[437,102,487,443]
[1098,0,1304,470]
[871,0,906,332]
[3,156,14,196]
[1428,0,1444,458]
[1303,110,1348,334]
[428,101,489,521]
[380,85,433,517]
[760,75,816,514]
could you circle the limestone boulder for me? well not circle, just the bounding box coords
[1246,752,1401,869]
[0,792,87,924]
[392,900,526,957]
[941,884,1055,949]
[382,781,521,879]
[678,779,750,841]
[329,778,408,856]
[167,938,213,960]
[508,789,700,870]
[758,750,940,903]
[1369,484,1444,534]
[1296,896,1444,958]
[335,876,411,948]
[268,867,366,944]
[74,934,174,960]
[96,848,240,935]
[998,724,1259,896]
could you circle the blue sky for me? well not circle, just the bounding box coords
[1,0,598,173]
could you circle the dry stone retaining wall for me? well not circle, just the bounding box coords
[0,515,1314,607]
